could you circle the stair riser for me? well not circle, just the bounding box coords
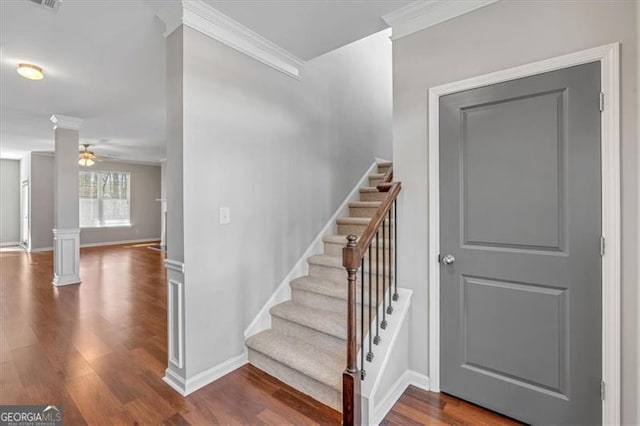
[248,350,341,411]
[292,289,347,313]
[309,263,394,284]
[377,164,391,174]
[272,317,345,353]
[359,191,387,202]
[349,206,378,218]
[337,223,392,236]
[323,240,392,258]
[369,176,384,187]
[291,288,380,312]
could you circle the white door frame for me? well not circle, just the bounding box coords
[427,43,620,424]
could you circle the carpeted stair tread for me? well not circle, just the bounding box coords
[270,301,347,340]
[359,186,384,193]
[337,216,392,225]
[245,329,343,391]
[290,275,346,299]
[349,201,382,208]
[323,234,392,247]
[308,254,344,269]
[308,254,391,269]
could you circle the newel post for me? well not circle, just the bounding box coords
[343,234,361,426]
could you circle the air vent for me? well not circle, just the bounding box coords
[27,0,61,12]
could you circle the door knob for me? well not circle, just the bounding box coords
[440,254,455,265]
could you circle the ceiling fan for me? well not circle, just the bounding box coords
[79,144,97,166]
[79,143,119,167]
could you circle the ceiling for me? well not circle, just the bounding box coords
[206,1,413,60]
[0,0,412,163]
[0,0,167,162]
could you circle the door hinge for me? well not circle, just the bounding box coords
[601,381,606,401]
[600,236,606,256]
[599,92,605,112]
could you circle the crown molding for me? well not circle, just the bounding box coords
[50,114,83,130]
[157,0,304,79]
[382,0,498,40]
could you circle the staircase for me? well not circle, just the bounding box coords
[245,162,393,411]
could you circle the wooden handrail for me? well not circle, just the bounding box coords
[342,166,401,425]
[343,182,400,270]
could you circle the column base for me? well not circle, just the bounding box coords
[52,228,81,286]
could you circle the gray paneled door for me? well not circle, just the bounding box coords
[439,62,601,425]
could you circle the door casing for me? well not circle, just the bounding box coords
[427,43,620,424]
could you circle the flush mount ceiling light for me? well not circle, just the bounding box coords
[79,144,96,167]
[17,63,44,80]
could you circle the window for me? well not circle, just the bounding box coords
[79,170,131,227]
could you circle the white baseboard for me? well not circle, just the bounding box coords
[163,352,248,396]
[29,246,53,252]
[27,238,161,253]
[0,242,20,247]
[80,238,160,248]
[371,370,430,425]
[243,160,382,338]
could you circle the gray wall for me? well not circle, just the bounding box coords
[30,154,55,250]
[79,161,161,245]
[178,27,392,376]
[28,153,161,249]
[167,27,184,263]
[392,1,638,423]
[20,154,31,249]
[0,159,20,244]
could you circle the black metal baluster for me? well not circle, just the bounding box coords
[393,200,399,301]
[374,230,380,344]
[381,217,387,329]
[387,208,393,315]
[366,243,373,362]
[360,257,365,379]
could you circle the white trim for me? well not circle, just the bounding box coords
[29,246,53,252]
[157,0,304,80]
[168,279,184,369]
[80,238,159,247]
[427,43,621,424]
[164,258,185,274]
[52,228,81,286]
[362,288,413,425]
[163,352,248,396]
[0,242,20,247]
[244,161,381,338]
[50,114,82,131]
[364,289,413,402]
[27,238,160,252]
[382,0,497,41]
[370,370,430,425]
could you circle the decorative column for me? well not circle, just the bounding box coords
[50,114,83,286]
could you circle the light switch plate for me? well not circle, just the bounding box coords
[219,207,230,225]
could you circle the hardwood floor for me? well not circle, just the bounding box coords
[1,243,519,425]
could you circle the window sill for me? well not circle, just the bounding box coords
[81,225,133,230]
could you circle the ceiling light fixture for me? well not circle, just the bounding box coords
[79,144,96,167]
[17,63,44,80]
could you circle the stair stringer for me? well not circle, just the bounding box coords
[243,160,385,339]
[360,288,413,425]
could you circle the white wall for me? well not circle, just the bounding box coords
[0,159,20,244]
[392,1,638,423]
[175,27,392,378]
[28,153,161,249]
